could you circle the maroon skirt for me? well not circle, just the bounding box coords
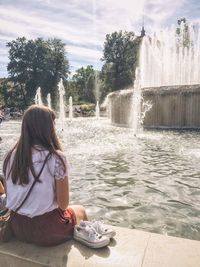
[11,208,76,246]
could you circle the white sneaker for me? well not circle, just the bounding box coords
[80,220,116,238]
[73,225,110,249]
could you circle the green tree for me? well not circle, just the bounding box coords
[71,65,96,103]
[0,79,6,106]
[99,63,115,101]
[101,30,141,95]
[0,78,26,108]
[6,37,69,108]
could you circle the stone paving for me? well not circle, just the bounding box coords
[0,226,200,267]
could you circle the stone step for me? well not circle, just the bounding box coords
[0,226,200,267]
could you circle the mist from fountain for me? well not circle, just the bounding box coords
[69,96,73,119]
[140,22,200,87]
[47,93,51,109]
[58,79,65,130]
[35,87,43,106]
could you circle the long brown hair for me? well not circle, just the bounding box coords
[3,105,66,185]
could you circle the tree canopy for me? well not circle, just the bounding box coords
[6,37,69,107]
[101,30,141,97]
[69,65,96,103]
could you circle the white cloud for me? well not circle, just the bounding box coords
[67,46,102,61]
[0,57,8,64]
[0,0,199,78]
[0,1,145,77]
[0,6,102,46]
[144,0,186,28]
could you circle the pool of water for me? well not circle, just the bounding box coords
[1,118,200,240]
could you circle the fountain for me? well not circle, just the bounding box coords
[47,93,52,109]
[140,23,200,87]
[58,79,65,130]
[94,70,101,117]
[141,22,200,129]
[35,87,43,106]
[108,22,200,129]
[95,101,100,118]
[69,96,73,119]
[130,68,141,134]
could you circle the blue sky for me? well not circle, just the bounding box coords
[0,0,200,78]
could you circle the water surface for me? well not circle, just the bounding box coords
[1,118,200,240]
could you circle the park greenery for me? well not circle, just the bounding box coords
[0,30,141,109]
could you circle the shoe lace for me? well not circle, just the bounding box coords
[91,220,106,233]
[85,225,99,239]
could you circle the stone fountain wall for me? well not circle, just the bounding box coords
[108,90,133,127]
[108,85,200,129]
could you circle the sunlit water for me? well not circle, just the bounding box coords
[1,118,200,240]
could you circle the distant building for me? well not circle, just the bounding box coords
[140,26,146,37]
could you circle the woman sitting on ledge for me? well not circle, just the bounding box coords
[2,105,88,246]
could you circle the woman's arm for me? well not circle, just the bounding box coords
[0,181,5,194]
[55,175,69,210]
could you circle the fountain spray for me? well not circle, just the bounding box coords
[35,87,43,106]
[69,96,73,119]
[58,79,65,131]
[95,101,100,118]
[47,93,52,109]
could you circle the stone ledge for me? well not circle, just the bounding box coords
[142,84,200,95]
[0,226,200,267]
